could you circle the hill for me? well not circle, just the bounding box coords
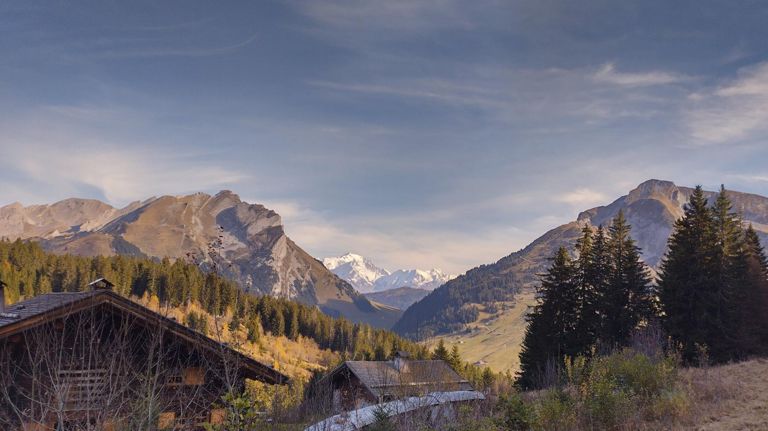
[0,239,427,380]
[395,180,768,366]
[363,287,431,310]
[0,192,400,328]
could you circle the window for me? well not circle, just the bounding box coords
[57,369,107,411]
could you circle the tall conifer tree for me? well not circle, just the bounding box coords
[659,186,719,363]
[573,226,601,355]
[517,247,578,389]
[732,225,768,357]
[600,211,654,348]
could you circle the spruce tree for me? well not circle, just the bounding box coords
[600,211,654,348]
[659,186,719,363]
[517,247,578,389]
[448,344,462,371]
[433,339,450,361]
[732,225,768,357]
[709,186,748,360]
[573,225,601,356]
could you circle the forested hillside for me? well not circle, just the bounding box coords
[0,240,427,371]
[392,262,522,338]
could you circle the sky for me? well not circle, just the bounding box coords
[3,1,768,274]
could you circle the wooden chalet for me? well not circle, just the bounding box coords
[319,352,474,413]
[0,278,288,431]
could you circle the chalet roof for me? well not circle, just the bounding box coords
[0,291,98,327]
[325,359,474,399]
[0,289,289,385]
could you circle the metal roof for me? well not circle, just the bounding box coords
[305,390,486,431]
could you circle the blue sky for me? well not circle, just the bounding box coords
[2,1,768,273]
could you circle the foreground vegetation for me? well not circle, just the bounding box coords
[366,346,748,431]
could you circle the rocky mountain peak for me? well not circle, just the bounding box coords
[626,179,681,203]
[324,253,455,293]
[0,193,401,328]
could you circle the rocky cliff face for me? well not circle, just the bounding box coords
[0,191,400,328]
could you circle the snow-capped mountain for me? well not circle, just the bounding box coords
[323,253,455,293]
[374,269,454,292]
[322,253,390,293]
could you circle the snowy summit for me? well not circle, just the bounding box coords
[323,253,455,293]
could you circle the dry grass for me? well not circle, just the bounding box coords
[429,291,536,373]
[678,358,768,430]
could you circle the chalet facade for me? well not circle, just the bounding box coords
[320,352,474,413]
[0,279,288,431]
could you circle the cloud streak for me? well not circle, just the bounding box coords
[593,63,689,87]
[686,62,768,145]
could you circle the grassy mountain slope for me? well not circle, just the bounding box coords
[396,180,768,369]
[363,287,431,310]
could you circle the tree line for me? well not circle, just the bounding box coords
[0,239,428,362]
[518,186,768,389]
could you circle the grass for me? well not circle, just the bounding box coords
[428,291,536,373]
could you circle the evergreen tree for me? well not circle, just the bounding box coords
[270,308,286,337]
[448,344,462,371]
[600,211,654,348]
[517,247,578,389]
[286,304,300,341]
[732,225,768,357]
[710,186,747,359]
[432,339,450,361]
[659,186,720,363]
[572,226,601,356]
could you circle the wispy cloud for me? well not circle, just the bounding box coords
[99,33,259,58]
[686,62,768,145]
[593,63,689,87]
[556,188,609,207]
[0,106,249,206]
[291,0,475,32]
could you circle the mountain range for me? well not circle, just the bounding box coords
[0,191,400,328]
[393,180,768,368]
[322,253,455,293]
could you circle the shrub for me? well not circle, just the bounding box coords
[534,389,577,431]
[369,405,396,431]
[497,348,689,430]
[494,393,534,430]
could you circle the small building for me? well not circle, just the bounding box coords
[320,352,475,413]
[0,279,288,431]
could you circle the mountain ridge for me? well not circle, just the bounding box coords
[0,191,400,328]
[323,252,455,293]
[393,179,768,341]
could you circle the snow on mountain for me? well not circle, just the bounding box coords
[374,269,454,292]
[323,253,455,293]
[322,253,390,293]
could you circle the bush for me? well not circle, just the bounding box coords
[534,389,577,431]
[494,393,534,430]
[496,348,689,430]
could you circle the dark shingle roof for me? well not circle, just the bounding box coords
[0,290,99,328]
[332,360,474,399]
